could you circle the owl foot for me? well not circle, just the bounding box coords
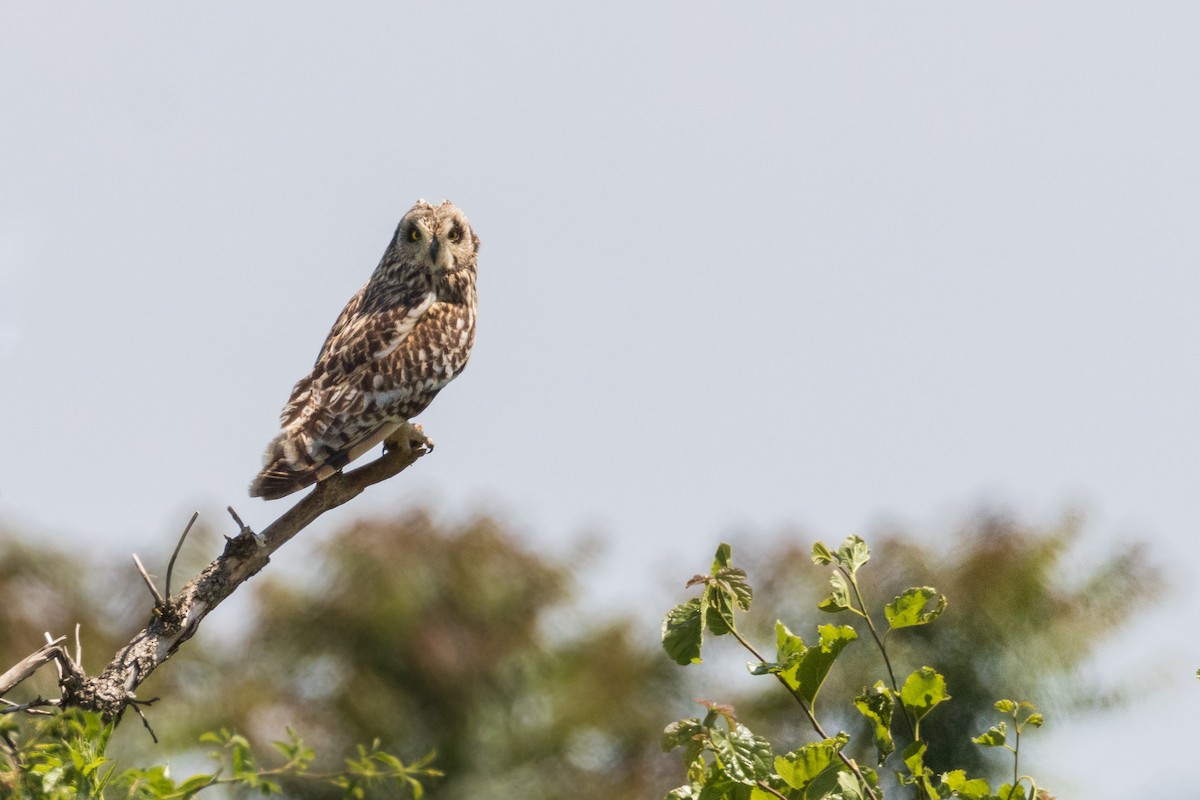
[384,422,434,457]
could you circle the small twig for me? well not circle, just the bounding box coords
[1,638,66,697]
[227,506,251,537]
[128,698,160,743]
[0,697,59,716]
[74,623,82,668]
[43,633,65,682]
[165,511,199,598]
[755,781,791,800]
[132,554,167,606]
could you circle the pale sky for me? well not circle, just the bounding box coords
[2,3,1198,796]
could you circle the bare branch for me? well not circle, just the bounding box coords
[0,638,66,697]
[165,511,199,597]
[54,423,431,721]
[129,698,160,743]
[0,697,59,716]
[132,554,167,607]
[226,506,250,537]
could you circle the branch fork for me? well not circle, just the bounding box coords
[0,424,431,727]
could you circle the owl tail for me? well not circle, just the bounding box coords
[249,431,326,500]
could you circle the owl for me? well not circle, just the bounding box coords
[249,200,479,500]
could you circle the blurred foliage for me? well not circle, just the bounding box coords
[660,536,1063,799]
[730,511,1161,779]
[161,511,685,799]
[0,508,1163,798]
[1,709,438,799]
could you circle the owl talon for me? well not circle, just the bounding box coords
[410,424,434,452]
[384,423,434,456]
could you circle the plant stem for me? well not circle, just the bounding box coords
[729,628,879,800]
[756,780,791,800]
[1013,725,1020,793]
[842,567,917,740]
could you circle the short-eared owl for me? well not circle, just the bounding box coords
[250,200,479,500]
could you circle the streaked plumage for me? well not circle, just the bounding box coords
[250,200,478,500]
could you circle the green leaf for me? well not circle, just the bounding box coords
[1024,713,1045,728]
[854,681,895,764]
[971,722,1007,747]
[705,585,735,637]
[773,620,804,663]
[939,770,991,800]
[712,543,733,572]
[900,667,949,723]
[836,768,867,800]
[780,623,858,707]
[837,535,871,574]
[901,740,933,788]
[748,787,781,800]
[774,735,846,791]
[884,587,947,629]
[176,774,218,794]
[662,719,705,754]
[663,598,705,665]
[817,570,852,613]
[993,699,1016,714]
[708,723,773,785]
[811,541,835,565]
[713,567,753,612]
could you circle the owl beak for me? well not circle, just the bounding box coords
[428,236,442,266]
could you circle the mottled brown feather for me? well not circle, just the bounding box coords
[250,200,478,500]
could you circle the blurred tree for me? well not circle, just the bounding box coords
[729,511,1162,780]
[177,510,684,799]
[0,508,1163,797]
[0,530,137,702]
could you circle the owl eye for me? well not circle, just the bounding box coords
[408,228,421,242]
[447,227,462,243]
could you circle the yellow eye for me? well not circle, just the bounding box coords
[408,228,421,242]
[447,227,461,242]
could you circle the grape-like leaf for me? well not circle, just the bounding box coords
[818,570,851,613]
[662,598,705,665]
[704,586,735,637]
[939,770,991,800]
[708,723,774,784]
[778,623,858,707]
[774,735,846,791]
[900,740,930,784]
[712,542,733,572]
[662,719,705,753]
[713,566,753,612]
[899,667,949,723]
[971,722,1007,747]
[854,681,895,764]
[836,535,871,573]
[884,587,947,629]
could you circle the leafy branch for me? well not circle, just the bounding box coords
[0,710,439,799]
[660,538,1050,800]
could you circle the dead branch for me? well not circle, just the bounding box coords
[0,639,65,697]
[0,422,430,723]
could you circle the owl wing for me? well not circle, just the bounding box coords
[250,287,437,499]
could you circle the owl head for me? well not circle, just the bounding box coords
[392,199,479,279]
